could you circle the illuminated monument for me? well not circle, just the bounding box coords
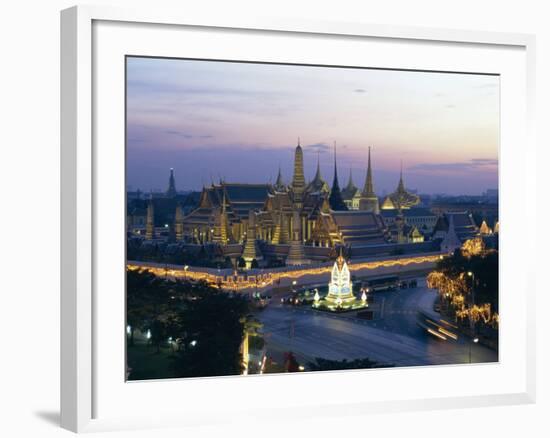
[313,249,368,311]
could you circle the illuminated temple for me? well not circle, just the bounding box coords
[179,140,393,252]
[128,139,491,268]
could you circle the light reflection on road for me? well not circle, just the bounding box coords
[257,278,497,368]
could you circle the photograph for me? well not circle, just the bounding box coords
[125,56,499,380]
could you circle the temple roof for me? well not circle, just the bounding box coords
[186,183,271,223]
[341,168,360,201]
[273,167,287,192]
[330,211,388,245]
[380,207,435,218]
[433,212,479,241]
[306,154,329,194]
[382,168,420,210]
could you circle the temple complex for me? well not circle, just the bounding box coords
[127,139,494,269]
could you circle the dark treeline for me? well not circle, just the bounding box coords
[127,269,249,379]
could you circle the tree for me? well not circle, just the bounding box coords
[148,319,168,354]
[284,352,301,372]
[237,257,246,269]
[307,357,394,371]
[127,269,169,346]
[251,258,259,269]
[172,293,249,377]
[427,245,499,328]
[127,268,250,379]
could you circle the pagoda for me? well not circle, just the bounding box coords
[312,249,368,311]
[328,142,347,211]
[166,168,177,198]
[359,147,380,213]
[242,210,263,269]
[382,164,420,243]
[286,211,309,266]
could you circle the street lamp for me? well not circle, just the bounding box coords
[467,271,476,334]
[469,337,479,364]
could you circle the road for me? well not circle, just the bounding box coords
[256,278,497,368]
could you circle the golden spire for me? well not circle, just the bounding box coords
[336,246,345,271]
[291,138,306,203]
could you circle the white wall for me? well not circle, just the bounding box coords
[0,0,547,437]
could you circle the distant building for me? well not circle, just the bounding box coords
[380,208,438,235]
[432,211,479,242]
[126,169,199,235]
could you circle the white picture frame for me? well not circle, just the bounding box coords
[60,5,536,433]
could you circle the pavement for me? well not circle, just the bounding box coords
[256,277,498,368]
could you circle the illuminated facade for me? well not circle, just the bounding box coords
[176,140,392,265]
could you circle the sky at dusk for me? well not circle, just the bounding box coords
[126,57,499,196]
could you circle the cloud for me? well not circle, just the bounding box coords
[354,88,367,93]
[165,130,194,139]
[408,158,498,173]
[164,130,215,140]
[470,158,498,165]
[305,142,330,153]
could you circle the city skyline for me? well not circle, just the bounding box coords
[127,57,499,195]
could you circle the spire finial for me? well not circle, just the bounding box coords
[362,146,375,196]
[397,160,406,193]
[291,136,306,197]
[328,141,347,210]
